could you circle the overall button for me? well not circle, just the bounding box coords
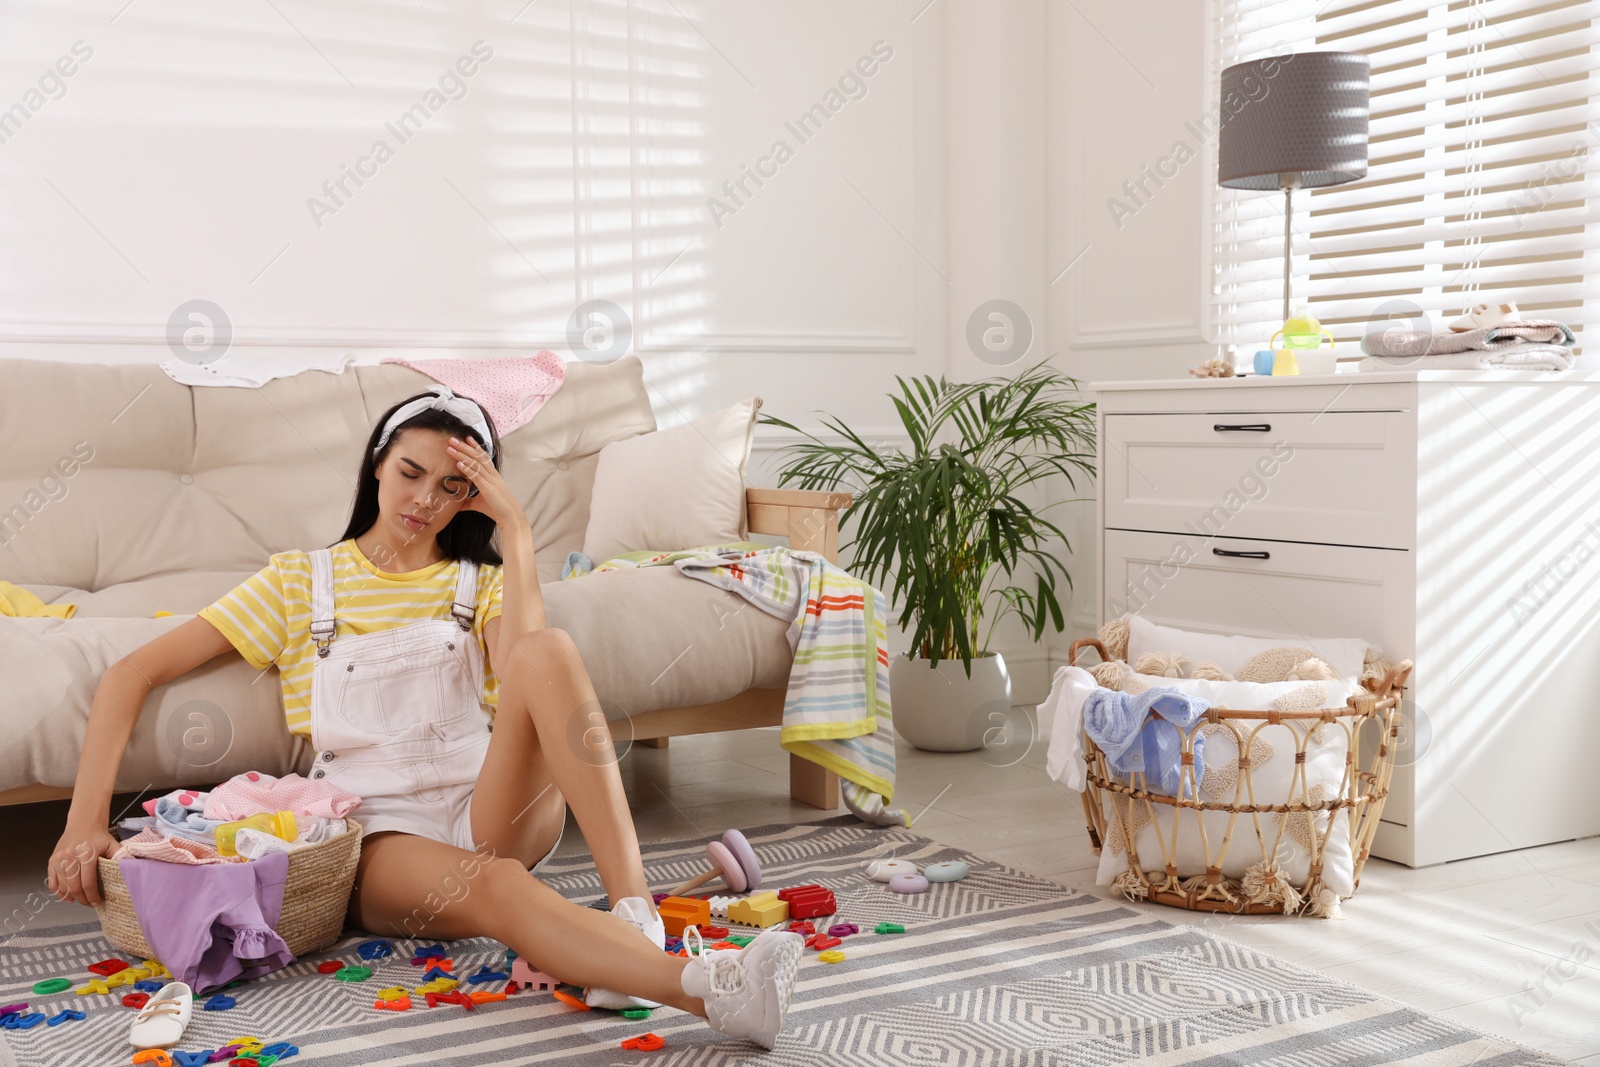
[312,769,325,779]
[321,751,335,762]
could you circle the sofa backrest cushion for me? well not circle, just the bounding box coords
[0,354,655,598]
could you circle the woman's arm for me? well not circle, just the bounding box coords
[494,518,546,657]
[444,433,546,659]
[48,616,237,907]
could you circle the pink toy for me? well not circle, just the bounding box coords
[889,873,930,894]
[669,829,762,896]
[509,959,559,992]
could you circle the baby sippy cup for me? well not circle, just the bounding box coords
[1268,306,1334,376]
[215,809,299,857]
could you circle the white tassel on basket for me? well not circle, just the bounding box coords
[1134,651,1190,677]
[1098,615,1131,663]
[1191,661,1233,681]
[1241,860,1305,914]
[1305,885,1345,920]
[1111,868,1150,901]
[1090,659,1134,691]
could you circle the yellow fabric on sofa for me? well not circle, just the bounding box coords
[0,581,75,619]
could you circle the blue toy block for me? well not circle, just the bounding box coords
[201,993,235,1011]
[420,966,453,983]
[466,966,508,984]
[136,979,165,993]
[357,939,393,960]
[172,1052,213,1067]
[46,1009,84,1026]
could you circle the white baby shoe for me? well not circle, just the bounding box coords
[584,896,666,1009]
[128,981,193,1049]
[680,924,804,1049]
[1448,301,1519,332]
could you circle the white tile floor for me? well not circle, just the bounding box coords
[5,716,1598,1062]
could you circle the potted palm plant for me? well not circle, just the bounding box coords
[761,358,1097,751]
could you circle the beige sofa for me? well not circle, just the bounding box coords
[0,355,849,811]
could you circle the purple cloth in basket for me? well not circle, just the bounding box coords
[116,850,296,996]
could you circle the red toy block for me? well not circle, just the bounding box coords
[317,961,344,974]
[787,921,816,935]
[777,884,836,919]
[700,925,729,939]
[807,934,842,951]
[425,990,474,1010]
[88,959,130,977]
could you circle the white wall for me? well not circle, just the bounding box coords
[1046,0,1215,656]
[0,0,1212,699]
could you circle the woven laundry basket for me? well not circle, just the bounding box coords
[94,817,363,959]
[1071,639,1414,918]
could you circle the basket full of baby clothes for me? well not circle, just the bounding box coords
[1042,614,1413,919]
[94,771,363,994]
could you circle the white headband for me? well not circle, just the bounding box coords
[373,384,496,465]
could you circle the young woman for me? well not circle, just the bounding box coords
[45,385,802,1049]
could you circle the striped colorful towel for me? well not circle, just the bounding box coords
[571,542,909,827]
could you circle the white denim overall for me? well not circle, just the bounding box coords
[304,547,561,868]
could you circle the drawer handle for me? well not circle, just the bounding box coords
[1212,547,1270,560]
[1213,423,1272,432]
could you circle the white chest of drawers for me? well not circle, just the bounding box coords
[1092,370,1600,867]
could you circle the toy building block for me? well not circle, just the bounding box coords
[706,895,737,921]
[509,959,559,992]
[777,884,836,919]
[726,891,789,928]
[657,896,711,938]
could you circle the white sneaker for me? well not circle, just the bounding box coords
[584,896,666,1009]
[128,981,193,1049]
[680,924,804,1050]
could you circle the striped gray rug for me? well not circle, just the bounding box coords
[0,816,1567,1066]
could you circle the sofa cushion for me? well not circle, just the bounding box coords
[1,568,793,793]
[0,354,656,596]
[582,397,761,564]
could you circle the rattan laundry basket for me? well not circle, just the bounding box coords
[1070,639,1413,918]
[94,817,363,959]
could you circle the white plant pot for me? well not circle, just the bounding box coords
[890,650,1013,752]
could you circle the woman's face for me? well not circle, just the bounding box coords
[374,428,478,545]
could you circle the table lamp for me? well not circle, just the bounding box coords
[1217,51,1370,325]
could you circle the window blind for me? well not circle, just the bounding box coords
[1208,0,1600,356]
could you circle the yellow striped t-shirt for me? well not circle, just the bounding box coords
[198,538,505,738]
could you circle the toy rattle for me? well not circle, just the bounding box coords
[668,829,762,896]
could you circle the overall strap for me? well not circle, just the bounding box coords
[310,548,337,657]
[451,558,479,631]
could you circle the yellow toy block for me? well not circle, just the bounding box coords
[75,980,110,996]
[104,967,148,989]
[726,891,789,929]
[376,986,409,1002]
[141,960,170,979]
[415,977,460,995]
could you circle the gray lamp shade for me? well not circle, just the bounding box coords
[1217,51,1370,190]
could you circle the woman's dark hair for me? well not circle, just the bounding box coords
[334,390,506,566]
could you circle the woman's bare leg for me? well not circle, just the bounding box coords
[489,627,653,909]
[347,831,703,1014]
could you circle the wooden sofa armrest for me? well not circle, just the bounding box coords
[745,488,853,566]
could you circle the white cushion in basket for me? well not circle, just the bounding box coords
[1127,614,1372,680]
[1094,673,1365,899]
[582,397,760,564]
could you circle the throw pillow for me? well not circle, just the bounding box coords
[582,397,761,564]
[1126,614,1371,680]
